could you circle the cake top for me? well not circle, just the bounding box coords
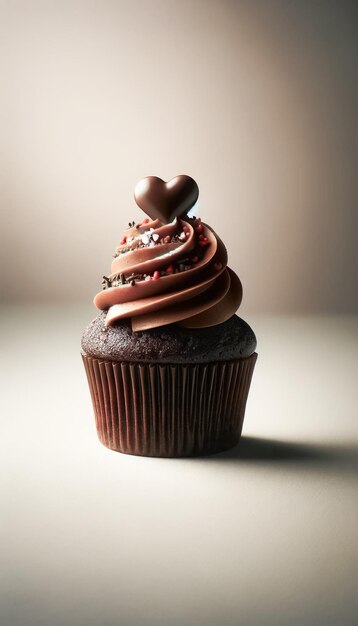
[82,311,256,363]
[94,175,243,332]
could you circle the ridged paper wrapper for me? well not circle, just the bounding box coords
[82,353,257,457]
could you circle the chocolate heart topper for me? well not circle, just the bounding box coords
[134,175,199,224]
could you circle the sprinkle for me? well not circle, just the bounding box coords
[141,218,150,225]
[119,236,127,245]
[141,234,150,245]
[127,273,140,281]
[214,262,223,271]
[195,223,204,234]
[153,270,160,280]
[179,232,186,241]
[120,273,126,285]
[145,275,151,281]
[130,279,136,286]
[166,264,174,274]
[152,233,160,242]
[164,235,171,244]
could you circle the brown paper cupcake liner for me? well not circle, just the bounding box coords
[82,353,257,457]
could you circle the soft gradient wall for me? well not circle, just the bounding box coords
[1,0,357,314]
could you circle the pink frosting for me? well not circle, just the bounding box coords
[94,216,242,331]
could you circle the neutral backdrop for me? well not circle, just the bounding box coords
[1,0,357,314]
[1,4,358,626]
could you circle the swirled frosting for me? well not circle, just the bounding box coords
[94,215,242,331]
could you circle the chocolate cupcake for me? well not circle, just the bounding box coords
[81,175,257,457]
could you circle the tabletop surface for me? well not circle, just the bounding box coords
[1,306,357,626]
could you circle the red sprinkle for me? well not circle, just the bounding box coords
[199,238,209,248]
[119,236,127,245]
[153,270,160,280]
[195,223,204,234]
[166,265,174,274]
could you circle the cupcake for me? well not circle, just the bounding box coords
[81,175,257,457]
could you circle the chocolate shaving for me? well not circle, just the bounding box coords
[126,273,141,281]
[102,275,111,288]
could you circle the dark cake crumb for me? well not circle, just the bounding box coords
[81,312,257,364]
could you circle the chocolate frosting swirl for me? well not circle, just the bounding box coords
[94,215,242,331]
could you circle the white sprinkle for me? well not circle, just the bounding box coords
[152,233,160,242]
[141,234,149,245]
[179,232,186,240]
[145,275,151,281]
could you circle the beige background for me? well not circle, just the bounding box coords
[1,0,357,314]
[1,6,358,625]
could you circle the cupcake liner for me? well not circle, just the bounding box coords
[82,353,257,457]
